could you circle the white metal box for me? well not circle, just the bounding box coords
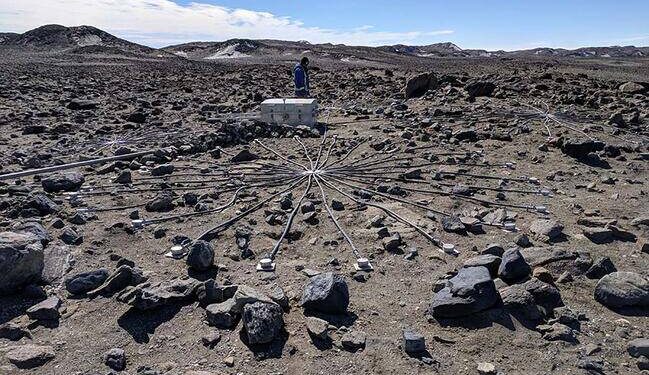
[260,98,318,126]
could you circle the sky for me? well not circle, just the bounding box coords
[0,0,647,50]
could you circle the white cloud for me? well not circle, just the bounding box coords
[0,0,454,47]
[617,35,649,43]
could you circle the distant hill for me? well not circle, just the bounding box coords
[0,24,174,58]
[513,45,649,58]
[2,25,648,61]
[162,38,649,62]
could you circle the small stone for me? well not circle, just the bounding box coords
[463,254,502,277]
[514,233,531,248]
[441,215,466,234]
[331,199,344,211]
[539,323,577,343]
[529,219,564,243]
[402,329,426,353]
[114,170,132,184]
[201,331,221,348]
[628,338,649,358]
[582,227,615,244]
[60,227,82,245]
[104,348,126,371]
[341,331,366,352]
[585,257,616,279]
[533,267,554,284]
[594,272,649,308]
[41,172,84,193]
[429,266,498,318]
[577,357,604,373]
[500,284,542,320]
[302,268,321,277]
[303,211,317,224]
[186,241,214,271]
[269,285,289,310]
[65,269,109,295]
[205,300,236,328]
[301,201,315,213]
[557,271,573,284]
[223,356,235,367]
[5,344,55,369]
[230,150,258,163]
[638,356,649,371]
[482,243,504,257]
[382,233,402,252]
[26,296,61,321]
[242,301,284,344]
[0,322,31,341]
[498,248,531,282]
[306,316,329,340]
[583,343,601,356]
[151,164,174,176]
[477,362,497,375]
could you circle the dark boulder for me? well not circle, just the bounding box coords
[594,272,649,308]
[242,301,284,344]
[428,266,498,318]
[0,231,44,295]
[65,269,110,295]
[404,72,438,98]
[465,81,496,97]
[301,272,349,314]
[498,248,531,283]
[186,241,214,271]
[41,172,85,193]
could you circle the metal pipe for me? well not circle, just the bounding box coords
[196,176,307,241]
[0,150,154,181]
[313,175,361,259]
[318,176,447,252]
[253,139,309,171]
[270,175,313,260]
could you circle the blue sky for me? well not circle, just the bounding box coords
[1,0,648,50]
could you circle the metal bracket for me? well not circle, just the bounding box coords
[353,257,374,271]
[165,245,186,259]
[256,258,276,272]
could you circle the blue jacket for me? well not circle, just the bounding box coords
[294,63,309,96]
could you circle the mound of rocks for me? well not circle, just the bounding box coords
[205,285,285,344]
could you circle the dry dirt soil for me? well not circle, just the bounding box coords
[0,50,648,375]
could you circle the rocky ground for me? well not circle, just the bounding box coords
[0,47,648,375]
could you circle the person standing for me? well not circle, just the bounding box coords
[293,56,310,97]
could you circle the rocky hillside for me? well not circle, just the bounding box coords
[2,25,648,62]
[516,45,649,58]
[0,24,171,58]
[162,38,649,62]
[0,32,19,44]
